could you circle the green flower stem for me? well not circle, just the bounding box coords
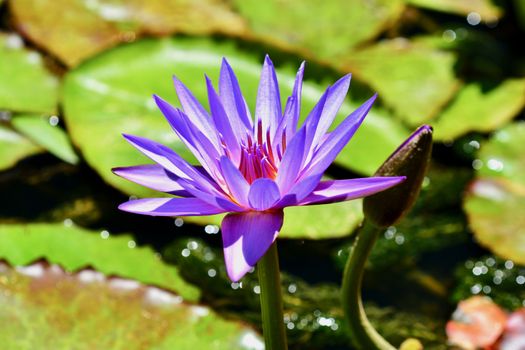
[342,221,396,350]
[257,242,288,350]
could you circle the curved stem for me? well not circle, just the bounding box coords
[257,242,288,350]
[342,221,396,350]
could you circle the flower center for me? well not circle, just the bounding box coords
[238,134,279,184]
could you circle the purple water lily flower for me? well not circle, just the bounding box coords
[113,56,405,281]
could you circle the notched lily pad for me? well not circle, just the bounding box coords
[0,223,199,300]
[433,79,525,141]
[9,0,246,66]
[340,38,460,126]
[11,114,79,164]
[0,262,261,350]
[0,33,58,114]
[0,123,42,171]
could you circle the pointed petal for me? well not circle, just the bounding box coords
[172,76,221,150]
[276,173,323,207]
[206,77,241,163]
[112,164,190,196]
[284,62,305,140]
[248,178,281,211]
[119,197,226,216]
[275,126,306,192]
[219,58,253,131]
[255,55,281,141]
[301,94,377,179]
[221,210,284,281]
[219,156,250,207]
[310,74,351,148]
[300,176,406,205]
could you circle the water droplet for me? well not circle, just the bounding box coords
[287,322,295,330]
[485,257,495,267]
[487,159,504,172]
[49,115,59,126]
[253,285,261,294]
[505,260,514,270]
[384,226,396,239]
[100,230,110,239]
[493,276,502,285]
[471,284,482,294]
[472,266,483,276]
[181,248,190,257]
[63,218,73,227]
[482,285,492,294]
[472,159,483,170]
[231,282,240,290]
[127,240,136,249]
[469,140,480,150]
[467,12,481,26]
[394,234,405,245]
[331,323,339,331]
[207,268,217,278]
[442,29,456,42]
[205,224,219,234]
[174,218,184,227]
[187,241,198,250]
[288,283,297,293]
[516,276,525,285]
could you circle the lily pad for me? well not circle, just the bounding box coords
[62,37,409,200]
[340,38,460,126]
[0,33,58,114]
[11,114,79,164]
[405,0,502,20]
[0,223,199,300]
[476,122,525,186]
[0,124,42,171]
[433,79,525,141]
[0,262,262,350]
[233,0,404,61]
[9,0,246,66]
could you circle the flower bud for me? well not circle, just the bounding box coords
[363,125,433,228]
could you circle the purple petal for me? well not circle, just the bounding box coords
[219,58,253,131]
[299,176,406,205]
[301,94,377,179]
[276,173,323,207]
[255,55,281,142]
[219,156,250,207]
[309,74,351,148]
[172,76,221,150]
[284,62,305,140]
[221,210,284,281]
[119,197,226,216]
[206,77,242,164]
[275,126,306,193]
[112,164,190,196]
[248,178,281,211]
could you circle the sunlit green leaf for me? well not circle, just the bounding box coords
[0,262,261,349]
[11,115,79,164]
[340,39,460,126]
[0,223,199,300]
[433,79,525,141]
[0,33,58,114]
[62,37,408,196]
[233,0,404,61]
[406,0,502,20]
[0,124,42,171]
[9,0,246,66]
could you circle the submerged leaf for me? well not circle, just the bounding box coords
[0,262,261,350]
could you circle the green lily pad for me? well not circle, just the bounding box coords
[233,0,404,61]
[0,33,58,114]
[340,39,460,126]
[11,114,79,164]
[0,262,261,350]
[464,179,525,265]
[433,79,525,141]
[0,223,199,301]
[10,0,246,66]
[62,37,409,198]
[0,124,42,171]
[405,0,502,20]
[185,199,364,240]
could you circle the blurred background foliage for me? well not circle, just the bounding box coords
[0,0,524,349]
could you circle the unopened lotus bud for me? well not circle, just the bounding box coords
[363,125,433,228]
